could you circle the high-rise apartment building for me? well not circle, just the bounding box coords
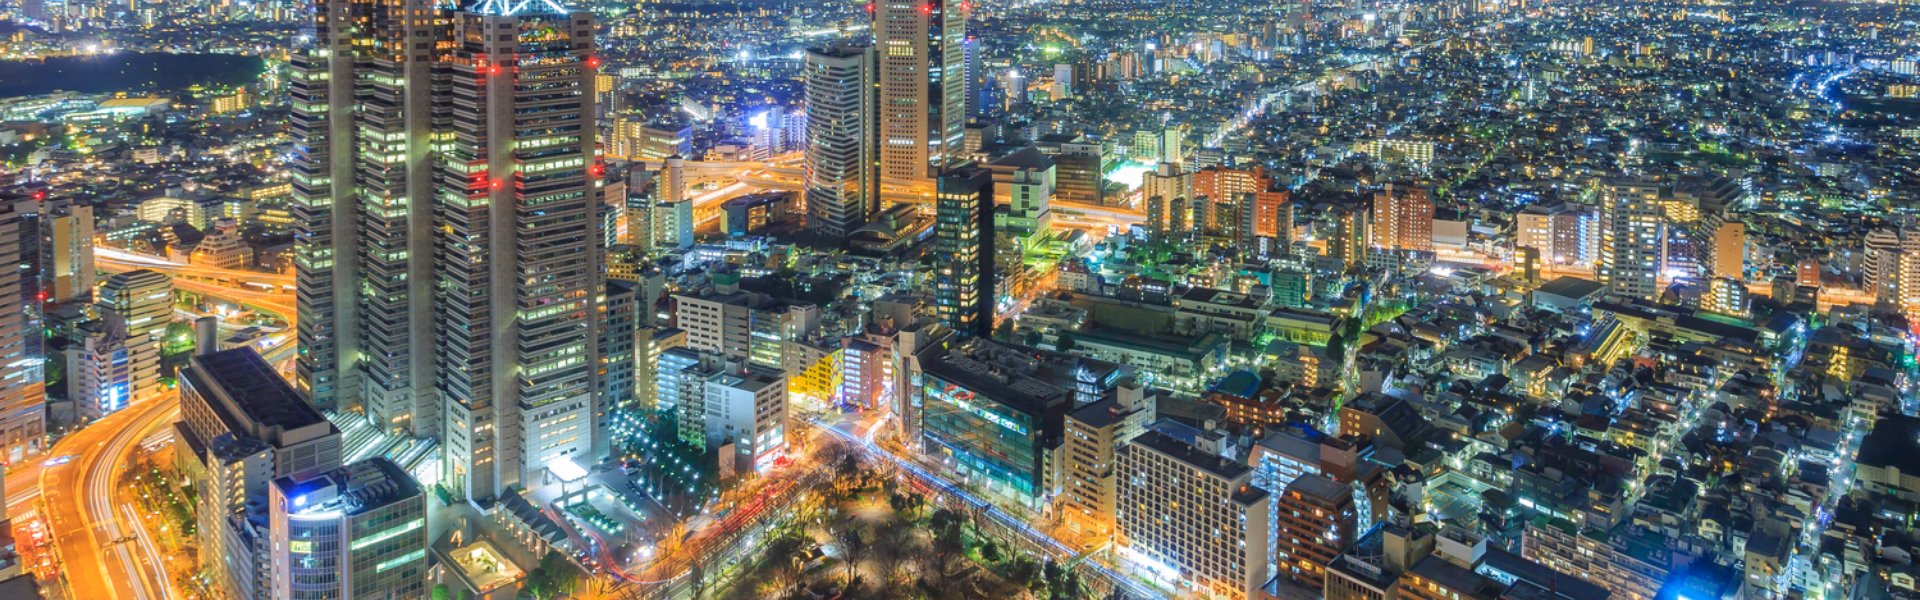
[97,269,170,403]
[0,201,44,462]
[803,43,878,240]
[1710,219,1746,280]
[1142,162,1192,237]
[1599,179,1666,301]
[1271,473,1356,593]
[658,347,714,449]
[933,168,995,337]
[293,0,604,502]
[1369,183,1434,253]
[873,0,968,195]
[1515,203,1599,268]
[1195,165,1290,240]
[1331,203,1370,270]
[268,458,427,600]
[1060,385,1154,544]
[1116,430,1271,600]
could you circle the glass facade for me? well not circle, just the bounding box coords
[921,374,1045,505]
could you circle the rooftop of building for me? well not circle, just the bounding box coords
[1133,429,1251,483]
[275,457,420,517]
[988,146,1056,171]
[1857,413,1920,475]
[186,348,328,431]
[1535,276,1605,300]
[1283,473,1349,503]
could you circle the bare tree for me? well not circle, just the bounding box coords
[833,526,867,585]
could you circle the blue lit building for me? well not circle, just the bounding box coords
[268,457,428,600]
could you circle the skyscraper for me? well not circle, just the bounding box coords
[436,2,602,501]
[803,43,878,240]
[293,0,603,502]
[873,0,968,195]
[0,201,43,462]
[933,168,994,338]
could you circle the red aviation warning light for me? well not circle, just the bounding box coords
[586,56,601,70]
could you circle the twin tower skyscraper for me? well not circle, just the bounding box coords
[290,0,602,502]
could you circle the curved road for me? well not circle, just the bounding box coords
[33,249,298,600]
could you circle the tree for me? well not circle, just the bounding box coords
[834,527,867,584]
[1054,332,1077,352]
[874,523,919,584]
[689,563,708,600]
[523,552,580,599]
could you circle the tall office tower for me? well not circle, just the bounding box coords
[342,0,443,439]
[1116,430,1271,600]
[873,0,968,193]
[1369,183,1434,253]
[436,3,602,502]
[1331,203,1370,270]
[1599,180,1666,301]
[178,349,343,600]
[933,169,995,338]
[1710,219,1746,280]
[803,43,879,240]
[98,269,171,403]
[290,0,449,422]
[268,458,427,600]
[1060,384,1154,543]
[47,205,94,303]
[0,201,44,462]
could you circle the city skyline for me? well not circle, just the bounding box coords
[0,0,1916,598]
